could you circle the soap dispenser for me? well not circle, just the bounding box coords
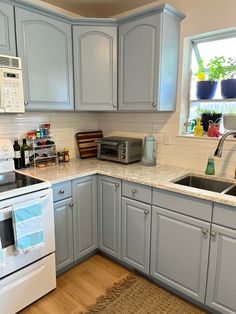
[142,135,156,166]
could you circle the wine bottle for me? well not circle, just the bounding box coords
[13,139,21,169]
[21,139,30,168]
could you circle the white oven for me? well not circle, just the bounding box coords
[0,139,56,314]
[0,188,55,279]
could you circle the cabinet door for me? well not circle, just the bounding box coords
[121,197,151,274]
[54,198,74,271]
[72,176,97,260]
[119,14,160,111]
[98,175,121,258]
[73,25,117,111]
[150,206,210,303]
[206,224,236,314]
[0,1,15,56]
[15,7,73,111]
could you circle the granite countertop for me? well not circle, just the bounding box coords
[19,158,236,207]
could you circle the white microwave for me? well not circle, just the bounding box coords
[0,54,25,113]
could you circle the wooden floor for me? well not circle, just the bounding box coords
[20,254,130,314]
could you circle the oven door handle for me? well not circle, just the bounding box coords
[0,205,14,215]
[98,141,118,146]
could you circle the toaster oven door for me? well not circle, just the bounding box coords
[99,142,119,160]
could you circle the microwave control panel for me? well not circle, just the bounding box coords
[0,67,24,113]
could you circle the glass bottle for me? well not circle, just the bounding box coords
[21,139,30,168]
[13,139,21,169]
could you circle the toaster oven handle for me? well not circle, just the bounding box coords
[96,141,118,146]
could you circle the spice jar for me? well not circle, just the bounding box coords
[63,148,70,162]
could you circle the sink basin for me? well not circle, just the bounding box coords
[173,175,233,193]
[224,185,236,196]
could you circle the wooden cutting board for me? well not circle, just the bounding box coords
[75,131,103,159]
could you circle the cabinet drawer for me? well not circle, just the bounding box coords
[153,188,212,221]
[213,203,236,229]
[53,181,72,202]
[122,180,152,204]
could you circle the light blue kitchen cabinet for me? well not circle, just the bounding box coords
[119,6,184,111]
[98,175,121,259]
[150,206,210,303]
[206,224,236,314]
[15,7,74,111]
[121,197,151,274]
[54,198,74,271]
[206,202,236,314]
[72,176,97,260]
[73,25,117,111]
[0,1,16,56]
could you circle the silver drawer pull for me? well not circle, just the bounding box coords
[144,210,149,215]
[211,231,217,238]
[115,183,119,188]
[202,228,208,235]
[69,203,74,207]
[59,189,65,194]
[152,102,157,108]
[132,189,137,194]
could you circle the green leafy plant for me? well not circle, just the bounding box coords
[196,108,221,115]
[223,57,236,79]
[195,56,225,81]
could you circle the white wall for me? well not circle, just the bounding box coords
[97,0,236,179]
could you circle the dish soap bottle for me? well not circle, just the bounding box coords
[194,117,203,136]
[205,157,215,175]
[21,139,30,168]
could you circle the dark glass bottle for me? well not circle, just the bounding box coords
[21,139,30,168]
[13,139,21,169]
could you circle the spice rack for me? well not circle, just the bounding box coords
[29,137,57,167]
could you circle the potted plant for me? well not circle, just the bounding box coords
[197,108,222,132]
[221,57,236,98]
[195,57,225,99]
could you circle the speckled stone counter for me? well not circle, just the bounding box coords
[19,158,236,207]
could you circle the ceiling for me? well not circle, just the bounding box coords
[40,0,159,17]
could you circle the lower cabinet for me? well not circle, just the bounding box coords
[121,197,151,274]
[72,176,97,260]
[150,206,210,303]
[98,175,121,258]
[206,224,236,314]
[54,198,74,271]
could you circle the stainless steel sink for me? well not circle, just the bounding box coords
[173,175,233,193]
[224,185,236,196]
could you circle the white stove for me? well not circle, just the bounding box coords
[0,139,56,314]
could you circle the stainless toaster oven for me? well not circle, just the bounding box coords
[96,137,142,164]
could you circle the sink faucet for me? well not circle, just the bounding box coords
[214,130,236,179]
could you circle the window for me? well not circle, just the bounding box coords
[186,32,236,133]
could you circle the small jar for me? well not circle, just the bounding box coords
[63,148,70,162]
[57,152,63,163]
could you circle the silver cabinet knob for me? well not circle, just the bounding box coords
[113,103,117,108]
[24,101,28,105]
[69,203,74,207]
[132,189,137,194]
[115,183,119,188]
[144,210,149,215]
[202,228,208,235]
[211,231,217,238]
[59,189,65,194]
[152,102,157,108]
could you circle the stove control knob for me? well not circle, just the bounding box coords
[121,155,125,159]
[121,149,126,153]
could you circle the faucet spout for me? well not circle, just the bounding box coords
[214,130,236,157]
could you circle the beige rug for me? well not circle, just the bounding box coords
[83,273,207,314]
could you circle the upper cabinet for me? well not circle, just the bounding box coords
[73,25,117,111]
[15,7,74,111]
[119,8,184,111]
[0,1,16,56]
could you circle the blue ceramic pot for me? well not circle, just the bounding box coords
[196,81,217,99]
[221,79,236,98]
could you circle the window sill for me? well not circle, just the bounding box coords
[178,133,236,141]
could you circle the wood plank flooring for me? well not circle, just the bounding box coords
[20,254,130,314]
